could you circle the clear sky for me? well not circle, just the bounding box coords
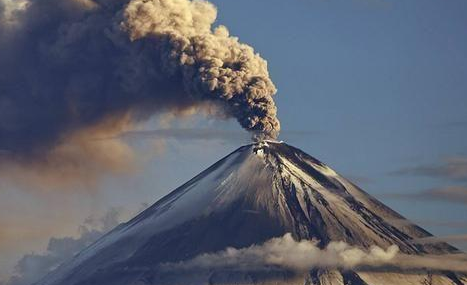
[1,0,467,282]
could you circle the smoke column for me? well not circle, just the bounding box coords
[0,0,279,163]
[123,0,280,140]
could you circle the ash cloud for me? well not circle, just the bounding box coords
[0,0,279,185]
[119,128,315,143]
[120,128,252,144]
[3,208,124,285]
[163,234,467,274]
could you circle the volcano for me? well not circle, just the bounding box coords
[38,141,466,285]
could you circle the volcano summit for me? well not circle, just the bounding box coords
[38,142,467,285]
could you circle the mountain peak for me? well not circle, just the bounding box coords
[38,142,463,285]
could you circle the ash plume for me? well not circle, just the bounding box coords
[0,0,279,184]
[123,0,280,140]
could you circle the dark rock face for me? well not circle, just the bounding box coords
[37,142,465,285]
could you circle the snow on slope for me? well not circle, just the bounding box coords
[38,141,465,285]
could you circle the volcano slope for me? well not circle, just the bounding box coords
[38,141,467,285]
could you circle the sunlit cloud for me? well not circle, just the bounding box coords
[2,207,128,285]
[162,233,467,274]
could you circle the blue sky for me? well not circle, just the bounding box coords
[99,0,467,251]
[1,0,467,281]
[208,0,467,240]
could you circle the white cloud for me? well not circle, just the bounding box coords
[3,208,126,285]
[163,233,467,274]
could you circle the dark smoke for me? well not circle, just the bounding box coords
[0,0,279,162]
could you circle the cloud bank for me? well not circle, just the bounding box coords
[393,157,467,181]
[163,234,467,274]
[3,208,124,285]
[0,0,279,186]
[413,234,467,245]
[121,128,251,143]
[386,186,467,205]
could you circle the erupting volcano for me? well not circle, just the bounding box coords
[38,141,467,285]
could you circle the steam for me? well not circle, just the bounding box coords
[0,0,279,184]
[163,234,467,273]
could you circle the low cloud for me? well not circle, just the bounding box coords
[417,186,467,204]
[162,234,467,274]
[412,234,467,245]
[3,208,125,285]
[387,218,467,230]
[385,186,467,205]
[392,157,467,181]
[345,175,373,185]
[442,120,467,129]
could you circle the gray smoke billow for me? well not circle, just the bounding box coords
[123,0,280,140]
[0,0,279,162]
